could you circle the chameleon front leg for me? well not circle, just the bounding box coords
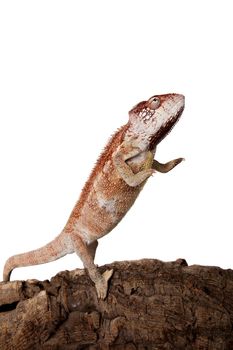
[152,157,184,173]
[113,142,155,187]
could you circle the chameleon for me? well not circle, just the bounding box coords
[3,93,185,299]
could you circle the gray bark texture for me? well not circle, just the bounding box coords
[0,259,233,349]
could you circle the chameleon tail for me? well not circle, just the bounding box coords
[3,232,72,281]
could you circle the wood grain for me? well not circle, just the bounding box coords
[1,259,233,349]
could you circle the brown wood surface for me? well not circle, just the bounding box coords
[0,259,233,349]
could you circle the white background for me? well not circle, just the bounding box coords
[0,1,232,281]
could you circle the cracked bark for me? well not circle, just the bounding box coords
[0,259,233,349]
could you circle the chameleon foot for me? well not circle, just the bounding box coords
[95,269,113,299]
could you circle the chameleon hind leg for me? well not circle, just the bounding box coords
[87,240,98,261]
[71,233,113,299]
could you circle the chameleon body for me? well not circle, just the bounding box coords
[3,93,185,299]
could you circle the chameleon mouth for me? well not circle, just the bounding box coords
[148,105,184,150]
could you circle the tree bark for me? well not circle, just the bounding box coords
[0,259,233,349]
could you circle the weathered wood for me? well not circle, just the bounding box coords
[0,259,233,349]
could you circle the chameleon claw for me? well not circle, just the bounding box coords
[176,157,185,164]
[103,268,114,281]
[95,269,113,299]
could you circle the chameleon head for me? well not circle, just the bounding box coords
[128,93,185,149]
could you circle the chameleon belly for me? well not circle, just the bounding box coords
[74,151,154,242]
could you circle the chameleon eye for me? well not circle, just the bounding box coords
[149,96,160,110]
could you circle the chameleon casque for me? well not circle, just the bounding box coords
[3,93,185,299]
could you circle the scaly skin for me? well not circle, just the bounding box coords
[3,93,185,299]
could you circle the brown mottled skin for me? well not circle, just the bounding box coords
[3,93,185,299]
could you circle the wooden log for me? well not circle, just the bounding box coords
[0,259,233,349]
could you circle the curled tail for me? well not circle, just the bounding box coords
[3,232,73,281]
